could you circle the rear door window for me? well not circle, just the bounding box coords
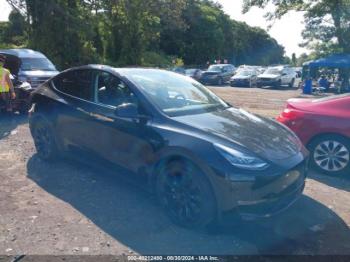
[53,70,94,101]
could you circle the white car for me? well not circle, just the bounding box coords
[257,66,297,88]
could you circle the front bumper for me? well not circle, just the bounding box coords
[212,158,308,220]
[230,79,250,86]
[199,77,220,85]
[257,78,280,87]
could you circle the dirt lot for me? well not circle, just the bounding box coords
[0,86,349,257]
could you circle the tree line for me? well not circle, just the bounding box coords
[243,0,350,59]
[2,0,287,70]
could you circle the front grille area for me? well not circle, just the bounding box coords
[251,159,307,198]
[259,78,274,82]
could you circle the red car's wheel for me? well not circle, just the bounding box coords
[309,135,350,176]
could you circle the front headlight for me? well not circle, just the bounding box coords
[214,143,269,171]
[21,82,32,90]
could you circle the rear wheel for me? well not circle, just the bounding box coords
[31,115,58,161]
[156,159,217,228]
[309,135,350,176]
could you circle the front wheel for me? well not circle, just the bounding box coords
[217,78,223,86]
[308,135,350,176]
[289,78,295,88]
[275,80,282,89]
[19,101,30,115]
[156,159,217,228]
[30,115,59,161]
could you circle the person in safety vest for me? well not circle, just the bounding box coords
[0,54,16,112]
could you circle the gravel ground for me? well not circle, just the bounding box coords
[0,86,349,257]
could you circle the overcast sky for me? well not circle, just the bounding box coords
[0,0,308,57]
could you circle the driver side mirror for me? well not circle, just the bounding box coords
[114,103,149,123]
[114,103,138,118]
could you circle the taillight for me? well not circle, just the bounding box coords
[281,108,304,120]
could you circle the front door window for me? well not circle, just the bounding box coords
[95,72,137,107]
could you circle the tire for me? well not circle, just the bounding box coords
[30,114,59,161]
[308,135,350,176]
[289,78,295,88]
[249,79,253,88]
[19,101,30,115]
[217,78,223,86]
[275,80,282,89]
[156,159,217,228]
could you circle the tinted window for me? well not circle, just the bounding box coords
[265,68,282,75]
[123,69,228,116]
[21,58,56,71]
[95,72,137,107]
[53,70,94,101]
[208,65,223,72]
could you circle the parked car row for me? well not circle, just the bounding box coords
[172,64,299,89]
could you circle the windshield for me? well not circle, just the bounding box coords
[185,69,196,75]
[208,65,223,72]
[237,70,254,76]
[265,68,282,75]
[123,69,229,117]
[21,58,56,71]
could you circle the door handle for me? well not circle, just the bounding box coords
[90,112,114,122]
[76,107,113,122]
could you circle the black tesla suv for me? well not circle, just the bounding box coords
[29,65,308,228]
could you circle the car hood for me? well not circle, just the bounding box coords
[258,74,280,79]
[19,70,59,78]
[174,107,301,162]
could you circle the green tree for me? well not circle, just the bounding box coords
[243,0,350,54]
[0,10,27,47]
[5,0,287,68]
[291,53,297,66]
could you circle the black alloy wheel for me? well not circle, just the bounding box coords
[156,159,217,228]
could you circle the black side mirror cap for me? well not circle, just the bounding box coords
[114,103,150,123]
[114,103,138,118]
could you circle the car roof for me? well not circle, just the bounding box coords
[61,65,175,77]
[0,49,48,59]
[210,64,233,67]
[268,66,286,70]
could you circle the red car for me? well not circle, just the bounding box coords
[277,94,350,176]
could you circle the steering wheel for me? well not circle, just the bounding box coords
[174,94,188,106]
[175,94,186,100]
